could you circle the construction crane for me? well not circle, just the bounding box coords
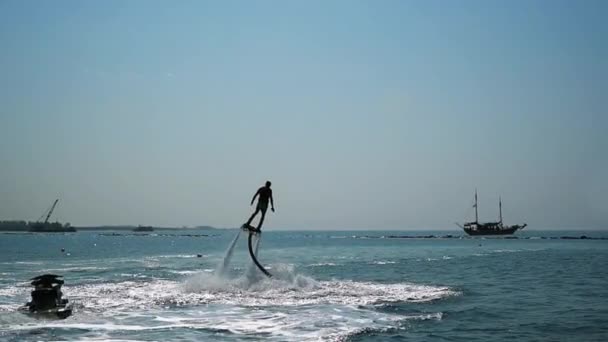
[37,199,59,223]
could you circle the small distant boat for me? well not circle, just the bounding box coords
[133,225,154,232]
[19,274,73,319]
[457,190,526,236]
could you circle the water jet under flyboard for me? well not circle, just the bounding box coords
[215,225,272,278]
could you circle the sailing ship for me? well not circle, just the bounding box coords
[457,191,526,236]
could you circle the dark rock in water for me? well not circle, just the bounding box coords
[580,235,588,239]
[197,254,203,258]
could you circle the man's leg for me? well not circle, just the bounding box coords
[256,209,267,231]
[246,208,260,226]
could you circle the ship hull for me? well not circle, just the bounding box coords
[464,226,521,236]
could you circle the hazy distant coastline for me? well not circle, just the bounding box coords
[76,225,223,231]
[0,221,224,232]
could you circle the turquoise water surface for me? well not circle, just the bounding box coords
[1,230,607,341]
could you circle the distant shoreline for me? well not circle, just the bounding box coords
[0,224,226,232]
[75,225,224,231]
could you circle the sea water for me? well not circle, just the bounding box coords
[0,230,607,341]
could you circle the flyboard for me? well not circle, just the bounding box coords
[241,224,272,278]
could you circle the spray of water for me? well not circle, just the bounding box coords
[184,229,313,293]
[214,230,242,277]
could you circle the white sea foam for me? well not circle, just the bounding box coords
[0,303,21,312]
[308,262,338,267]
[0,286,28,298]
[168,270,199,275]
[156,254,201,259]
[1,305,445,341]
[119,273,149,278]
[60,264,455,312]
[371,261,397,265]
[0,262,455,341]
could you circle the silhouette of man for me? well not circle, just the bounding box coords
[244,181,275,232]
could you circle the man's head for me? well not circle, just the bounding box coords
[265,181,272,188]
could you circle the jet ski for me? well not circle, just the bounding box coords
[20,274,73,319]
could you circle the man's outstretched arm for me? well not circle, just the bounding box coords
[250,190,259,206]
[270,193,275,212]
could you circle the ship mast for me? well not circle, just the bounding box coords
[44,199,59,223]
[474,189,478,223]
[499,196,503,224]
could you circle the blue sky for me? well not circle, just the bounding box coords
[0,0,606,229]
